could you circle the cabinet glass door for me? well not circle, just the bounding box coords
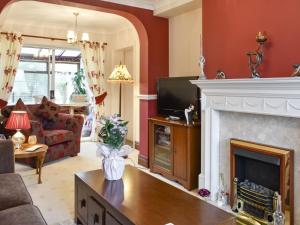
[154,124,172,171]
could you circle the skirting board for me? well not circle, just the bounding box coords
[135,141,149,168]
[138,154,149,168]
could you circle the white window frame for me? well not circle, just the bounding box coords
[11,45,81,103]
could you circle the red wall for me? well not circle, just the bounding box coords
[1,0,169,162]
[203,0,300,79]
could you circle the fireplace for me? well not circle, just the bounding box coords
[191,78,300,224]
[230,139,294,224]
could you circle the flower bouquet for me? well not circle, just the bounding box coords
[97,114,131,180]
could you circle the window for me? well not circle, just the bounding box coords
[55,63,79,103]
[10,61,48,104]
[9,47,81,104]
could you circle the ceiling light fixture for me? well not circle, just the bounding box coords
[67,12,89,44]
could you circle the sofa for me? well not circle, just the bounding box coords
[1,97,84,167]
[0,139,47,225]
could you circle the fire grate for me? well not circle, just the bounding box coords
[238,180,274,211]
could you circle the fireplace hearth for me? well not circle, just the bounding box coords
[230,139,294,225]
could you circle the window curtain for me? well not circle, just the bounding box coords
[79,42,107,140]
[0,33,23,108]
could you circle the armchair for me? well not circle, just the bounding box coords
[1,102,84,167]
[22,113,84,167]
[43,113,84,151]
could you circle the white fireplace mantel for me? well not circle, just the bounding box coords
[191,77,300,201]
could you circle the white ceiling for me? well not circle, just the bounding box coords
[102,0,158,10]
[0,1,132,34]
[103,0,202,18]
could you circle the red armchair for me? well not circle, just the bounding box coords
[1,100,84,167]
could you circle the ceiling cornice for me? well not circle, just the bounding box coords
[101,1,202,17]
[101,0,155,10]
[154,0,201,17]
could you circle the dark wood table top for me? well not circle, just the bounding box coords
[76,166,235,225]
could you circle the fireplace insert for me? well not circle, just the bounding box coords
[230,139,294,225]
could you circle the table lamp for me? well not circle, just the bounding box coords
[108,62,134,115]
[5,111,31,149]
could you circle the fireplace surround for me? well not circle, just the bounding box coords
[191,78,300,224]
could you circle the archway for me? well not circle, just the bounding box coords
[0,0,169,165]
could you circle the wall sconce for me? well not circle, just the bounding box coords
[247,32,268,78]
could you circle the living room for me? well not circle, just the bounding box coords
[0,0,299,225]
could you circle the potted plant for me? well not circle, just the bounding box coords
[71,69,87,102]
[97,114,131,180]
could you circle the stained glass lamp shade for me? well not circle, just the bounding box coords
[108,64,133,82]
[108,63,134,115]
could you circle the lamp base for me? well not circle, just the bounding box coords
[12,129,25,150]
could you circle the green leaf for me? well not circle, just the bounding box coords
[72,69,87,95]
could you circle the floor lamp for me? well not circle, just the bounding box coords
[108,62,134,116]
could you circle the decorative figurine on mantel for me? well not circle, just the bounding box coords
[198,56,206,80]
[247,32,268,79]
[216,70,226,79]
[291,64,300,77]
[198,34,206,80]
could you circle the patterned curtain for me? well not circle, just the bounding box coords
[79,42,107,140]
[0,33,22,108]
[79,42,106,119]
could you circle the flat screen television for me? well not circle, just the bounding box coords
[157,76,200,119]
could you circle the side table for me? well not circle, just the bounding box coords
[14,144,48,184]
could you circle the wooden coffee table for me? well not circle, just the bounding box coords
[14,144,48,184]
[75,166,236,225]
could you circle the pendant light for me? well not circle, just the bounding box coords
[67,12,90,44]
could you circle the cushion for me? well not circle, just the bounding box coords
[36,96,60,122]
[10,98,36,121]
[95,92,107,105]
[0,205,47,225]
[44,129,74,146]
[1,105,13,118]
[0,99,7,109]
[0,173,32,211]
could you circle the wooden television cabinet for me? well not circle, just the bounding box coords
[148,116,201,190]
